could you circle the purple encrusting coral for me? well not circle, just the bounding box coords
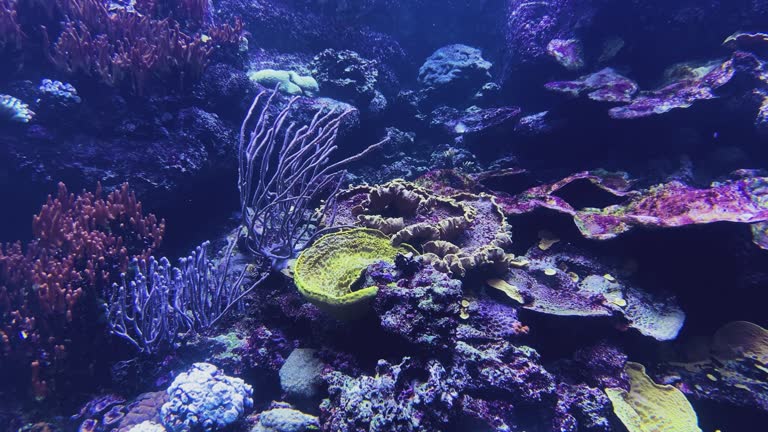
[245,325,298,372]
[321,357,462,432]
[456,299,528,342]
[547,39,586,71]
[497,170,768,248]
[545,68,639,103]
[373,261,462,350]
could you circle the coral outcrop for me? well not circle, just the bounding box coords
[161,363,253,432]
[311,49,379,104]
[321,357,462,432]
[418,44,492,104]
[250,402,319,432]
[329,180,512,277]
[659,321,768,412]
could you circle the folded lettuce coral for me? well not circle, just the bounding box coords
[605,362,701,432]
[328,179,512,277]
[293,228,416,319]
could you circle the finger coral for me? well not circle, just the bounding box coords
[0,182,164,398]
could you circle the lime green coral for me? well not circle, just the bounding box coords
[293,228,416,319]
[248,69,319,96]
[605,362,701,432]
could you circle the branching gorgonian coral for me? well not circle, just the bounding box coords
[238,90,387,269]
[108,239,267,353]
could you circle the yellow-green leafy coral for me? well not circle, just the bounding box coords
[248,69,319,96]
[293,228,416,319]
[605,362,701,432]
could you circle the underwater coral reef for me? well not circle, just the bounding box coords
[1,0,768,431]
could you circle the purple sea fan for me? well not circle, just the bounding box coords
[238,90,387,269]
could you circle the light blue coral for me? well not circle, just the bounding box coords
[251,403,320,432]
[1,94,34,123]
[38,79,81,103]
[248,69,319,96]
[161,362,253,432]
[127,421,167,432]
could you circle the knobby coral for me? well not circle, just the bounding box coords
[161,362,253,432]
[0,94,34,122]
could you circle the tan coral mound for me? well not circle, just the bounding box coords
[328,180,512,277]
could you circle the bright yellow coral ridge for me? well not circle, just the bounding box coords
[294,228,416,319]
[605,362,701,432]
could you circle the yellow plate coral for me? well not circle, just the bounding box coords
[605,362,701,432]
[293,228,417,319]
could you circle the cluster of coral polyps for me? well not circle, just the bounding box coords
[327,179,512,277]
[0,182,165,398]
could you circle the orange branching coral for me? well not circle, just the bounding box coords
[48,0,243,94]
[0,182,165,398]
